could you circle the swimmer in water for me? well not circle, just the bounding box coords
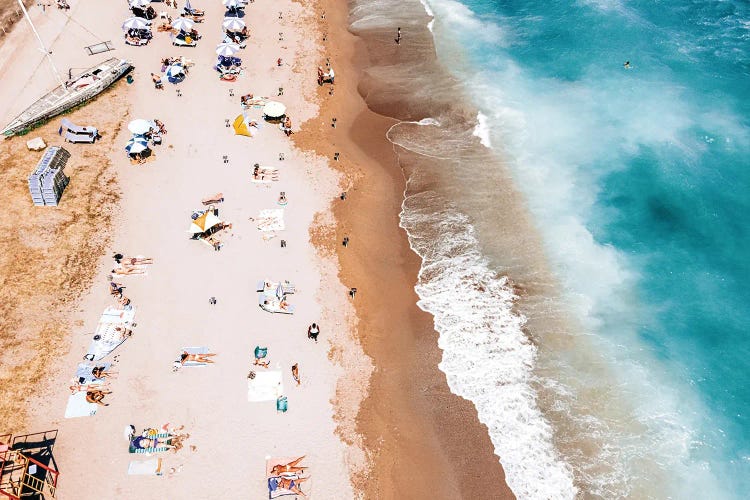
[624,61,631,69]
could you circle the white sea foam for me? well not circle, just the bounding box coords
[419,0,435,31]
[472,112,492,148]
[399,192,578,500]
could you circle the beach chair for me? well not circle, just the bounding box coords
[276,396,288,413]
[64,130,97,143]
[171,34,197,47]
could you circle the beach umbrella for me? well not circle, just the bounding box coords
[223,0,243,7]
[127,119,153,135]
[122,17,150,30]
[166,64,185,83]
[222,17,245,32]
[125,137,149,154]
[188,211,222,234]
[129,0,150,7]
[171,17,195,32]
[262,101,286,118]
[215,42,240,57]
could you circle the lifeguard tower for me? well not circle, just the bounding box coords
[0,431,59,499]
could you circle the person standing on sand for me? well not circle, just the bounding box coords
[396,27,401,44]
[307,323,319,342]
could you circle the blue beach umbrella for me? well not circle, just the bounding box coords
[166,64,185,83]
[125,137,149,154]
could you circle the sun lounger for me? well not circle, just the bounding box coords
[258,296,295,314]
[128,458,163,476]
[248,370,283,402]
[171,34,197,47]
[256,280,295,295]
[64,129,97,143]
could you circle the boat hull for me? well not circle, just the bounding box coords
[2,58,133,137]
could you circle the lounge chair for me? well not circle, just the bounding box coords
[171,34,197,47]
[64,129,98,143]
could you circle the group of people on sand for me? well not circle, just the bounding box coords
[317,66,335,86]
[111,253,154,276]
[129,424,192,453]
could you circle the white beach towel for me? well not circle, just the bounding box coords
[74,362,112,384]
[256,209,284,231]
[248,371,283,402]
[85,307,136,361]
[64,392,98,418]
[128,458,163,476]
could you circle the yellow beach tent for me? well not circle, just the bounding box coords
[189,211,222,234]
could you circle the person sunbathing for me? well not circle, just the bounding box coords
[115,326,134,339]
[292,363,300,385]
[70,381,108,393]
[253,356,270,368]
[131,435,174,451]
[126,35,143,45]
[151,73,164,89]
[241,93,254,106]
[112,266,146,275]
[121,256,154,265]
[283,116,293,136]
[109,281,125,297]
[270,476,309,497]
[180,352,217,364]
[86,389,111,406]
[202,193,224,205]
[119,296,132,308]
[279,298,291,310]
[92,366,117,379]
[154,119,167,134]
[270,456,307,475]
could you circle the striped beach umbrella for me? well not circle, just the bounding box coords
[222,17,245,32]
[171,17,196,32]
[216,42,240,57]
[122,17,150,30]
[125,137,149,154]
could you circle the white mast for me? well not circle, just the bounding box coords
[17,0,67,90]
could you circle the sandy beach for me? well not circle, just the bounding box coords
[0,0,512,498]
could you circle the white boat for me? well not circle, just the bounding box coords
[2,58,133,137]
[1,0,133,137]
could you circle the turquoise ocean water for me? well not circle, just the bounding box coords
[403,0,750,497]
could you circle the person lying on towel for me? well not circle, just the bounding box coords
[269,476,309,497]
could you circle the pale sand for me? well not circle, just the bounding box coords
[1,0,369,498]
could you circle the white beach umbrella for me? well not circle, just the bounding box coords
[222,17,245,32]
[129,0,150,7]
[223,0,243,8]
[171,17,196,32]
[122,17,150,30]
[215,42,240,57]
[262,101,286,118]
[125,137,149,154]
[127,119,153,135]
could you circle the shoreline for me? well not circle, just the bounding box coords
[297,0,514,497]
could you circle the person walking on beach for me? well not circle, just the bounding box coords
[396,27,401,44]
[307,323,319,342]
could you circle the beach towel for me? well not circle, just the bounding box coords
[256,209,284,231]
[276,396,288,413]
[64,391,98,418]
[247,370,283,402]
[266,457,310,498]
[74,362,111,384]
[84,307,136,361]
[178,347,211,367]
[129,432,171,454]
[128,458,163,476]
